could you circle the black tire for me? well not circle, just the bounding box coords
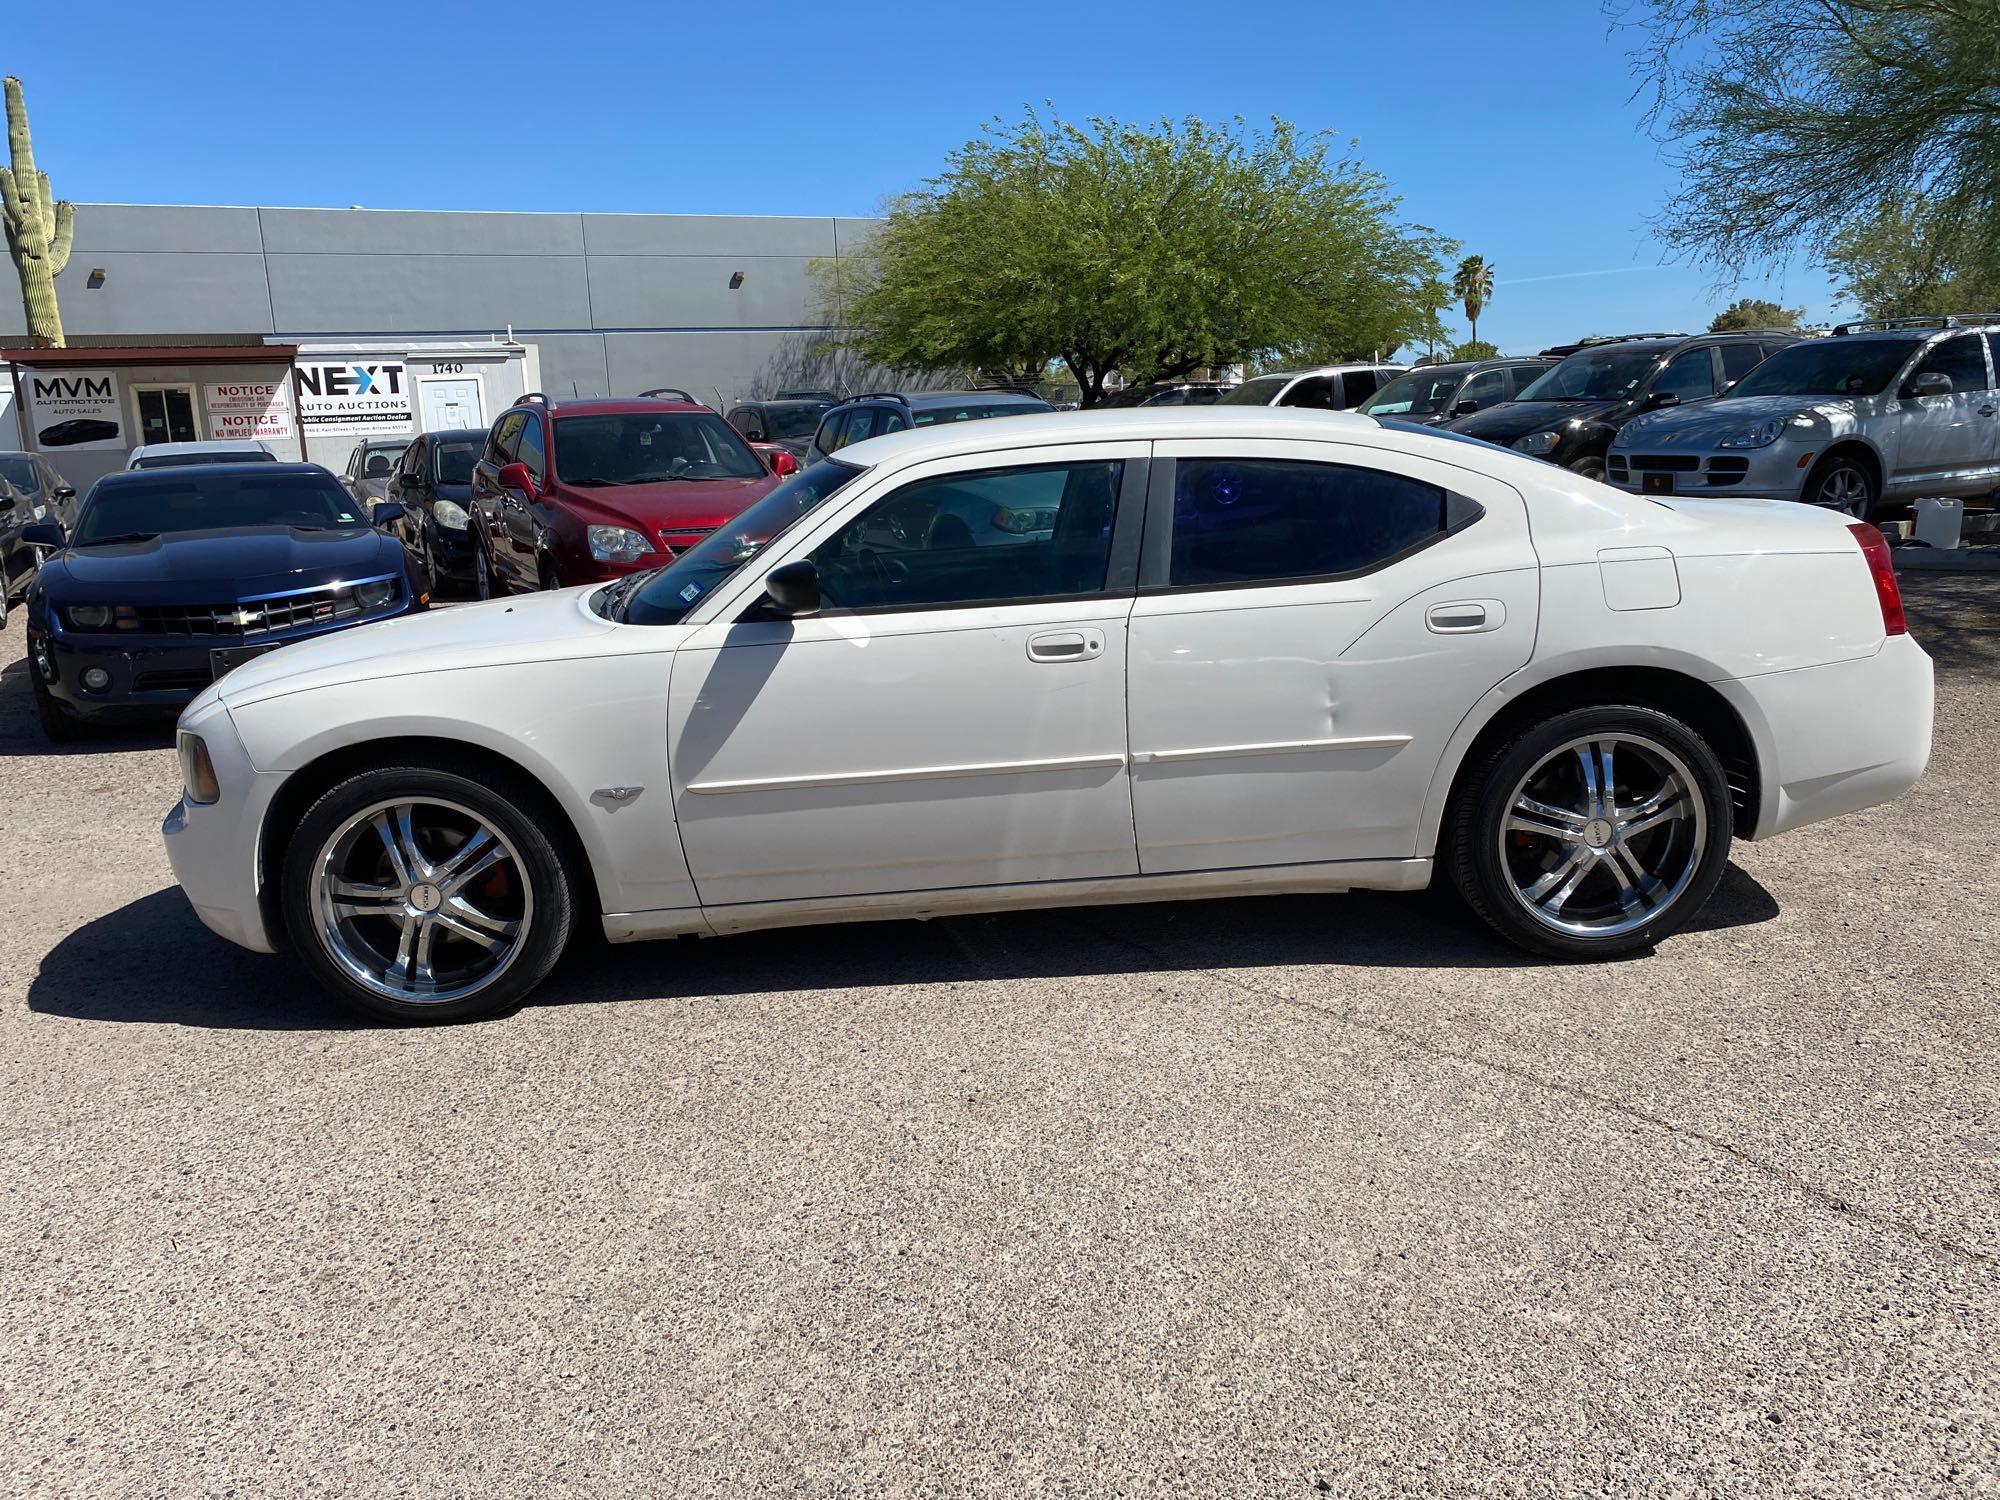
[1568,455,1608,483]
[1803,452,1877,520]
[537,552,562,592]
[31,672,86,743]
[1447,703,1733,960]
[279,759,578,1024]
[472,534,495,600]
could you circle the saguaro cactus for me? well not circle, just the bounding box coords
[1,76,75,348]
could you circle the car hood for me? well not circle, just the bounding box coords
[560,473,780,530]
[211,586,631,709]
[46,526,404,597]
[1615,393,1845,446]
[1449,399,1625,442]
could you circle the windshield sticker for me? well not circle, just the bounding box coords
[679,582,702,603]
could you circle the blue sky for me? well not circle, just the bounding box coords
[11,0,1842,354]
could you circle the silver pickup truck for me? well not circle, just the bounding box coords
[1607,314,2000,521]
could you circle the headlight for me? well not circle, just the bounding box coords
[1512,430,1562,456]
[353,578,399,610]
[432,500,470,530]
[177,731,220,804]
[589,525,652,563]
[66,603,112,629]
[1715,417,1790,450]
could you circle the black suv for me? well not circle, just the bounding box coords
[1446,331,1799,479]
[724,396,836,462]
[806,388,1054,464]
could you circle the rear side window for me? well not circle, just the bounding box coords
[1655,347,1719,403]
[1339,369,1381,407]
[1719,342,1767,384]
[1169,458,1458,587]
[1278,375,1336,409]
[1911,334,1991,392]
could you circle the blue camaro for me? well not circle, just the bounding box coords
[23,462,425,741]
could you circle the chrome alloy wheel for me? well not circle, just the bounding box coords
[1816,464,1871,517]
[1498,733,1708,939]
[310,798,533,1004]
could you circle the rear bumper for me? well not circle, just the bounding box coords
[1719,633,1934,840]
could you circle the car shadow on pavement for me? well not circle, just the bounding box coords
[0,654,176,758]
[28,868,1780,1031]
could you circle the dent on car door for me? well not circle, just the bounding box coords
[1126,441,1539,872]
[665,444,1149,907]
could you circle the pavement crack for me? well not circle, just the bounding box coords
[1073,917,1998,1272]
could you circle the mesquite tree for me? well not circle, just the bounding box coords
[2,76,75,348]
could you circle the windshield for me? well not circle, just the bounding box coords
[433,440,480,485]
[910,399,1050,426]
[613,459,863,626]
[73,470,366,544]
[0,456,38,492]
[133,449,277,470]
[1361,368,1465,417]
[1218,375,1291,406]
[764,403,829,439]
[1516,346,1665,402]
[554,412,765,484]
[1723,337,1923,399]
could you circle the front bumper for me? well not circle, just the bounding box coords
[1718,632,1934,840]
[161,700,285,953]
[36,604,414,719]
[426,520,477,582]
[1607,441,1813,501]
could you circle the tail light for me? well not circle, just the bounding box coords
[1847,522,1907,636]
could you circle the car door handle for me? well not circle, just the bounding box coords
[1027,630,1103,662]
[1426,601,1501,633]
[1980,404,1996,416]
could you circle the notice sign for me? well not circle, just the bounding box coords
[295,361,413,437]
[24,368,125,450]
[204,380,296,442]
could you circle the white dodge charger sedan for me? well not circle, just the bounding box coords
[163,409,1933,1023]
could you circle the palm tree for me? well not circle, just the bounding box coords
[1452,255,1495,347]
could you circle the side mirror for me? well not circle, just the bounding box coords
[1643,390,1681,411]
[497,461,537,498]
[53,485,76,500]
[767,449,800,478]
[763,558,821,617]
[21,521,65,547]
[1450,398,1479,417]
[0,492,14,511]
[1717,379,1738,397]
[1906,370,1952,399]
[371,501,407,528]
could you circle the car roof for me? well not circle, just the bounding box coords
[513,396,711,417]
[835,405,1378,466]
[1828,326,1967,342]
[98,460,332,484]
[833,390,1049,410]
[420,426,491,441]
[130,439,271,455]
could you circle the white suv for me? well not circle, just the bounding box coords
[1608,314,2000,519]
[1219,364,1406,411]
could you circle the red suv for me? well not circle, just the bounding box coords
[467,393,786,595]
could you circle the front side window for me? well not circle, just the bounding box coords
[1909,334,1990,393]
[1279,376,1336,410]
[1719,342,1768,384]
[434,440,480,485]
[1504,365,1549,398]
[552,411,763,485]
[74,470,366,545]
[1654,347,1719,404]
[486,411,526,467]
[1455,370,1507,411]
[1169,458,1455,588]
[806,460,1123,612]
[515,415,547,482]
[1361,368,1461,419]
[1218,375,1290,406]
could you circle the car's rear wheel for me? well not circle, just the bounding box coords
[280,761,576,1023]
[473,534,495,600]
[1805,453,1876,520]
[1568,455,1608,482]
[1449,705,1732,959]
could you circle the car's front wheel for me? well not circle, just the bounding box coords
[280,760,577,1023]
[1448,704,1733,959]
[1568,455,1608,482]
[1805,453,1877,520]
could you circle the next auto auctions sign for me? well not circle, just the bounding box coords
[204,380,296,442]
[295,361,413,438]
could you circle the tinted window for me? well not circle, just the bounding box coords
[553,411,763,483]
[130,450,276,469]
[0,455,38,493]
[516,415,547,482]
[1518,345,1665,401]
[727,406,764,439]
[909,400,1049,425]
[1719,342,1768,384]
[1170,459,1451,587]
[764,403,829,440]
[1339,369,1381,407]
[1504,364,1550,398]
[807,460,1123,612]
[1278,376,1335,409]
[1360,368,1463,418]
[1654,347,1718,403]
[487,412,526,466]
[1219,375,1291,406]
[1910,334,1990,393]
[1456,370,1507,411]
[75,470,365,544]
[434,441,480,485]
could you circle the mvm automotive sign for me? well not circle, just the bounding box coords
[295,361,413,437]
[25,370,125,450]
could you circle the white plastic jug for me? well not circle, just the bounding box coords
[1913,497,1964,550]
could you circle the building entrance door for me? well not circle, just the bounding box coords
[420,378,484,432]
[134,386,198,446]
